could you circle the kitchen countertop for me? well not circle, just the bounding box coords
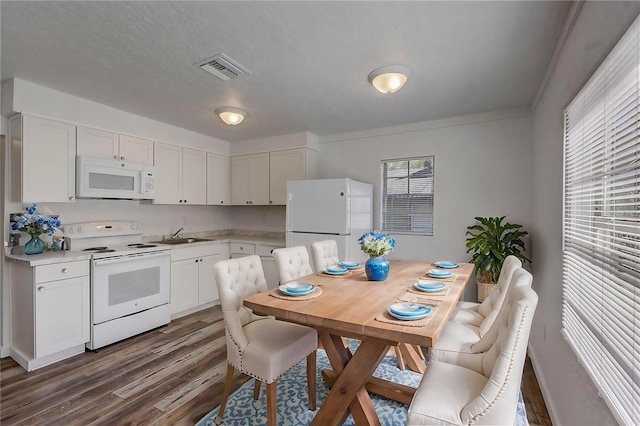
[144,230,285,248]
[5,250,92,266]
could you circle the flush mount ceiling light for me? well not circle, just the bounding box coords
[215,107,247,125]
[368,65,410,94]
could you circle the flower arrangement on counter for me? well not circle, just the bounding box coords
[358,230,396,257]
[11,204,61,237]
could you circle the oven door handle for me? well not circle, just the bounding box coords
[92,252,170,266]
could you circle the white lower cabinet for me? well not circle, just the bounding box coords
[9,258,90,371]
[170,243,229,317]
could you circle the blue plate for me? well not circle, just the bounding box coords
[435,261,459,269]
[279,285,314,296]
[339,262,360,269]
[284,281,314,293]
[428,269,452,278]
[387,304,431,321]
[389,302,431,316]
[324,267,348,275]
[414,282,447,293]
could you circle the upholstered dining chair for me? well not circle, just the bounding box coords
[213,255,317,426]
[407,285,538,425]
[448,255,522,328]
[310,239,340,273]
[430,268,533,365]
[273,246,314,284]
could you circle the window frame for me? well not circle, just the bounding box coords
[380,155,435,236]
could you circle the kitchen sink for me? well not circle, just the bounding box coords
[153,237,214,245]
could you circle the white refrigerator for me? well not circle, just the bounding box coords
[286,178,373,270]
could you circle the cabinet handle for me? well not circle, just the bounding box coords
[114,155,119,159]
[69,196,75,201]
[184,199,187,203]
[37,286,45,292]
[120,156,125,160]
[220,201,224,204]
[61,268,68,273]
[269,200,273,204]
[195,259,199,263]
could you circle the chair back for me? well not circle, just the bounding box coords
[214,255,268,363]
[462,285,538,424]
[310,240,340,272]
[477,255,522,336]
[273,246,314,284]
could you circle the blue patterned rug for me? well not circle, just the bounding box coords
[197,341,528,425]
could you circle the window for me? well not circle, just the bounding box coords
[562,15,639,425]
[381,156,434,236]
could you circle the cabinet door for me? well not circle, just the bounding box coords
[21,115,76,203]
[198,254,223,305]
[35,276,89,358]
[231,155,251,205]
[170,259,199,315]
[76,126,119,160]
[182,148,207,205]
[153,142,183,204]
[249,153,270,205]
[269,149,306,205]
[119,135,154,165]
[207,152,230,205]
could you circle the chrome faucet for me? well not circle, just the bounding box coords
[171,227,184,239]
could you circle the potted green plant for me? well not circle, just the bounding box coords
[465,216,529,301]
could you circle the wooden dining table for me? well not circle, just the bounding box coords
[243,260,474,426]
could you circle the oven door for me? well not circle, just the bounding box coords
[91,252,170,324]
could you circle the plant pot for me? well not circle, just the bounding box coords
[477,280,496,302]
[365,256,390,281]
[24,234,45,255]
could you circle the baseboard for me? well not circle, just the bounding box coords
[527,344,560,426]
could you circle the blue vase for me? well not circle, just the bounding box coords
[24,234,45,255]
[365,256,390,281]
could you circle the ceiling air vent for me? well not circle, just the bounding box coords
[197,53,250,81]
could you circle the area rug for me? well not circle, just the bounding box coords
[197,341,528,425]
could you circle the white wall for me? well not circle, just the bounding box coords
[529,2,639,425]
[318,109,532,302]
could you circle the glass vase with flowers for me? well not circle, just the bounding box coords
[11,204,61,255]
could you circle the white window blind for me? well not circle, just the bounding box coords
[381,156,434,236]
[562,15,640,425]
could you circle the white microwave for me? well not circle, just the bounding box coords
[76,156,155,200]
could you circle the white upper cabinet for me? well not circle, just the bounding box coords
[77,126,154,165]
[207,152,230,205]
[10,114,76,203]
[154,142,206,205]
[231,153,270,205]
[269,148,318,205]
[182,148,207,205]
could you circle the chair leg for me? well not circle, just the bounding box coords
[253,379,261,400]
[415,344,426,360]
[394,345,406,370]
[266,381,277,426]
[215,362,235,425]
[306,351,317,410]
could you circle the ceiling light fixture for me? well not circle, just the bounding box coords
[368,65,410,94]
[215,107,247,125]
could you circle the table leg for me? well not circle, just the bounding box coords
[312,333,389,426]
[398,343,426,374]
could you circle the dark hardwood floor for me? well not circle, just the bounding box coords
[0,306,551,425]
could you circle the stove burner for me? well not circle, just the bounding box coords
[94,249,116,253]
[127,243,157,248]
[83,247,108,251]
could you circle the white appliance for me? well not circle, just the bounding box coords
[286,178,373,269]
[65,221,171,350]
[76,156,156,200]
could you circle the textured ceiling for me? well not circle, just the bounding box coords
[1,1,571,142]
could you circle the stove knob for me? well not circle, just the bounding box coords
[136,224,141,231]
[77,226,83,234]
[130,224,135,230]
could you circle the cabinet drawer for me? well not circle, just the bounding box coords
[230,242,255,255]
[35,261,89,283]
[255,244,282,257]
